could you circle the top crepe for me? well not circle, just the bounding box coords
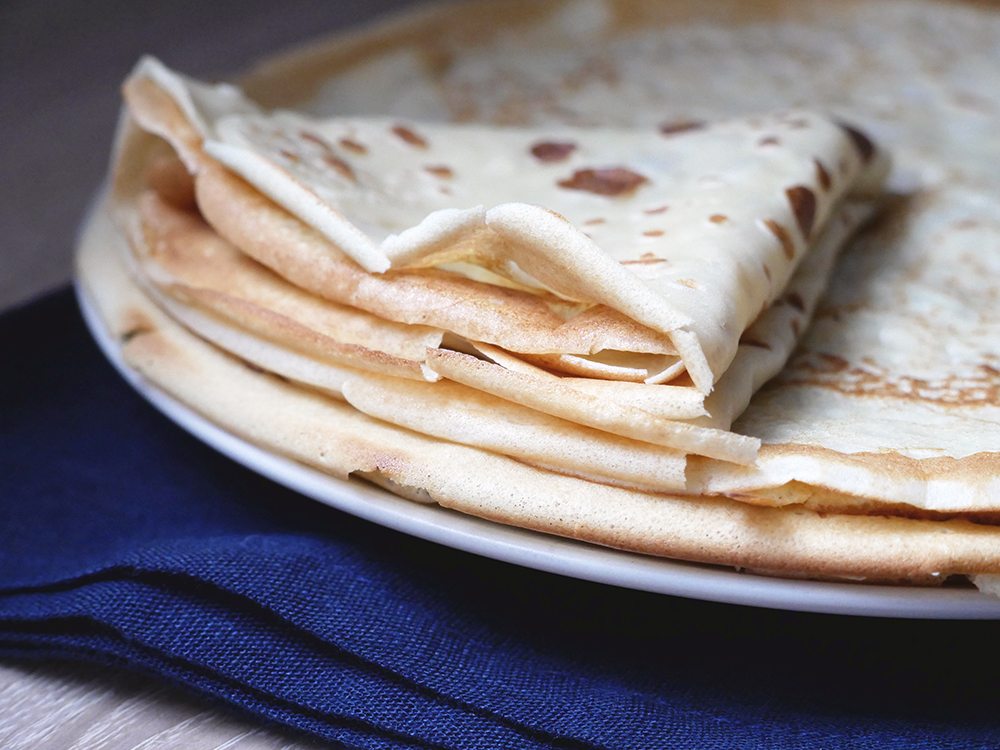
[125,56,886,396]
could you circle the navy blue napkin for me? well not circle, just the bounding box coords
[3,288,1000,749]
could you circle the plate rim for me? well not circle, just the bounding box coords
[75,275,1000,620]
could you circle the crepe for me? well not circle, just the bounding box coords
[110,54,886,474]
[125,56,886,395]
[79,0,1000,585]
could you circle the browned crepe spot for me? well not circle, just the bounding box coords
[424,165,454,178]
[763,219,796,259]
[120,314,155,343]
[839,122,877,163]
[530,141,576,162]
[557,167,648,197]
[786,185,817,238]
[340,138,367,154]
[298,130,334,151]
[391,124,428,148]
[621,253,668,266]
[814,158,832,191]
[659,120,705,135]
[323,154,357,181]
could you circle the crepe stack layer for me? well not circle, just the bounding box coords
[77,0,1000,586]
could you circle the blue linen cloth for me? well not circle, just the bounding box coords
[2,288,1000,749]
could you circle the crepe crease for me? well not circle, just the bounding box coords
[82,0,1000,584]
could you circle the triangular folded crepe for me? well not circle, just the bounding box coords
[125,57,886,397]
[110,56,884,469]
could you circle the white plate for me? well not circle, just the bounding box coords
[76,278,1000,619]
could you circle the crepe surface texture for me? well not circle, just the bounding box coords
[80,0,1000,587]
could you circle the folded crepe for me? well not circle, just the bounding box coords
[79,0,1000,585]
[109,55,885,480]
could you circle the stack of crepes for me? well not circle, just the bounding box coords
[78,5,1000,586]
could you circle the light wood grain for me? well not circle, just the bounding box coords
[0,661,332,749]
